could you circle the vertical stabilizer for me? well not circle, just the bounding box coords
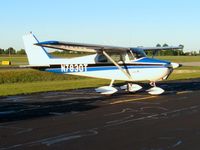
[23,33,51,66]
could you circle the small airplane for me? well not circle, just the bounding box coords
[23,33,183,95]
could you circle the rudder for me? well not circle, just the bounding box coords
[23,33,51,66]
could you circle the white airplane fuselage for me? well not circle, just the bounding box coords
[43,54,172,82]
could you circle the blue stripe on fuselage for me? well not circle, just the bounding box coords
[45,65,166,74]
[135,57,170,64]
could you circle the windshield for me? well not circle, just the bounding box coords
[130,48,147,59]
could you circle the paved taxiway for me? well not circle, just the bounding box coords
[181,62,200,66]
[0,79,200,150]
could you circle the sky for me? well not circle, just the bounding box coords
[0,0,200,51]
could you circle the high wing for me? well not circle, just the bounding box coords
[35,41,183,53]
[132,46,183,51]
[35,41,130,53]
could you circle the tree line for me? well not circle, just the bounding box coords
[0,44,200,56]
[0,47,26,55]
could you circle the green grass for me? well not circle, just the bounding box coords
[0,79,111,96]
[168,73,200,80]
[0,68,114,96]
[0,69,84,84]
[157,56,200,63]
[0,55,28,66]
[0,71,199,96]
[174,66,200,70]
[0,66,199,96]
[168,66,200,80]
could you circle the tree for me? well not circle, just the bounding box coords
[156,44,161,47]
[17,49,26,55]
[163,43,168,47]
[0,48,5,54]
[5,47,16,56]
[193,51,197,56]
[177,45,184,56]
[179,44,184,49]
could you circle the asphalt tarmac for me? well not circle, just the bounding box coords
[0,78,200,150]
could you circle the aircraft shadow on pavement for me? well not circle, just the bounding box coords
[0,97,105,123]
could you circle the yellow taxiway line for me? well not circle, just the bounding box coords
[176,91,193,95]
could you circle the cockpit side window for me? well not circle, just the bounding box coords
[96,54,108,63]
[96,52,126,63]
[110,53,123,62]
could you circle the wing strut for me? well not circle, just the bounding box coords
[102,51,133,81]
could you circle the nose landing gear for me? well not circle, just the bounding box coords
[147,82,164,95]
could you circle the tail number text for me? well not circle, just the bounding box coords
[61,64,88,72]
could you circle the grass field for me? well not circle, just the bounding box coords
[0,55,28,66]
[0,66,199,96]
[0,69,85,84]
[0,78,111,96]
[0,55,199,96]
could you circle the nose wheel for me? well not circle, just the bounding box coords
[147,82,165,95]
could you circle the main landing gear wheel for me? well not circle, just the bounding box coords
[95,86,118,95]
[120,83,142,93]
[95,79,118,95]
[147,82,164,95]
